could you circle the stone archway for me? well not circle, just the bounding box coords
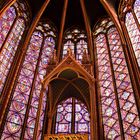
[35,51,98,140]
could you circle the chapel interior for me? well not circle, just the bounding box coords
[0,0,140,140]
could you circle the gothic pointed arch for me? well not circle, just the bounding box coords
[54,97,90,135]
[43,54,94,86]
[0,0,31,96]
[62,26,88,62]
[42,52,94,139]
[0,0,140,140]
[93,17,140,139]
[119,0,140,67]
[0,19,57,140]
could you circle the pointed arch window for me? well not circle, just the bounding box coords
[55,98,90,135]
[94,18,140,139]
[1,22,57,140]
[63,28,88,62]
[121,0,140,66]
[0,1,30,95]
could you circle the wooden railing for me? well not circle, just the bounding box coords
[44,134,89,140]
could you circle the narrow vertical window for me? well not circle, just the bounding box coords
[75,99,90,134]
[119,0,140,67]
[107,27,140,139]
[63,28,88,62]
[134,0,140,23]
[1,22,57,140]
[55,98,90,135]
[76,40,87,61]
[0,1,30,94]
[95,34,121,139]
[94,18,140,139]
[63,40,74,57]
[125,12,140,66]
[55,98,72,134]
[0,7,16,49]
[1,31,43,139]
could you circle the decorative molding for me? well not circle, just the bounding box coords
[43,49,95,86]
[44,134,89,140]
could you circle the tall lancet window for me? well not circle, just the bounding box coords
[0,1,30,95]
[120,0,140,66]
[94,18,140,139]
[55,98,90,135]
[0,21,57,140]
[63,28,88,62]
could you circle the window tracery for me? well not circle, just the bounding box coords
[120,0,140,66]
[1,21,57,140]
[63,28,88,62]
[55,98,90,135]
[0,0,139,139]
[0,1,30,95]
[94,18,140,139]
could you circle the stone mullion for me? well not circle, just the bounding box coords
[120,19,140,69]
[74,42,77,59]
[131,9,140,31]
[71,98,75,133]
[0,0,51,131]
[0,16,18,98]
[0,17,20,103]
[0,24,28,102]
[0,16,18,53]
[0,46,25,137]
[46,85,54,134]
[0,25,30,129]
[100,0,126,50]
[100,0,140,109]
[121,21,140,111]
[105,34,125,140]
[93,35,105,139]
[20,37,45,140]
[0,0,16,18]
[33,84,46,139]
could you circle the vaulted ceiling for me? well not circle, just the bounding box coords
[26,0,120,31]
[50,69,90,110]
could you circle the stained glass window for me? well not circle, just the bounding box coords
[107,27,140,139]
[124,0,140,67]
[55,98,90,135]
[55,98,72,134]
[75,99,90,134]
[95,34,121,139]
[63,40,74,57]
[0,1,30,95]
[76,40,87,61]
[1,22,57,140]
[0,7,16,49]
[94,18,140,139]
[125,12,140,66]
[63,28,88,62]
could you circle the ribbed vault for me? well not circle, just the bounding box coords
[50,69,90,112]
